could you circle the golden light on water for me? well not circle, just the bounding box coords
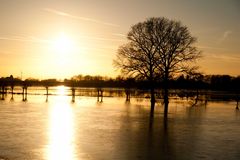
[47,96,76,160]
[56,85,67,96]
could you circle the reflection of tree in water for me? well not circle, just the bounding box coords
[176,90,208,107]
[236,100,239,110]
[111,102,177,160]
[189,94,208,107]
[235,93,239,110]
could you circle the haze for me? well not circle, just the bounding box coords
[0,0,239,79]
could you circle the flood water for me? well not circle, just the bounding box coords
[0,87,240,160]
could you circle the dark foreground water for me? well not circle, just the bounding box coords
[0,93,240,160]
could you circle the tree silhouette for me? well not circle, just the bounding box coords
[114,17,201,116]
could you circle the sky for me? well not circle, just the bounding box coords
[0,0,240,79]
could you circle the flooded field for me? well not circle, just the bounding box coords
[0,87,240,160]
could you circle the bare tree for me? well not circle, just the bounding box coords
[114,17,201,116]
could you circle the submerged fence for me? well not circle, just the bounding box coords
[0,85,239,109]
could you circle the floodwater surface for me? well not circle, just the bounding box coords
[0,89,240,160]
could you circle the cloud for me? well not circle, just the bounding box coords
[197,45,224,50]
[44,8,70,16]
[43,8,119,27]
[0,51,14,56]
[207,53,240,62]
[0,33,125,46]
[222,30,232,40]
[112,33,126,37]
[79,35,124,42]
[218,30,232,43]
[0,35,50,43]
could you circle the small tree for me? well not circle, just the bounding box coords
[114,17,201,116]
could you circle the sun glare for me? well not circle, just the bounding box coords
[52,33,75,56]
[48,32,77,68]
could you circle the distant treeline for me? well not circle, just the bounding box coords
[0,74,240,91]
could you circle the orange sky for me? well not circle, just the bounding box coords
[0,0,240,79]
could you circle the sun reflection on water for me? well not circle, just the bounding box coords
[47,98,76,160]
[56,85,67,96]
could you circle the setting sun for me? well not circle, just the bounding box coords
[52,33,75,57]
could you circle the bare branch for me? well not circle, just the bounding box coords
[113,17,202,83]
